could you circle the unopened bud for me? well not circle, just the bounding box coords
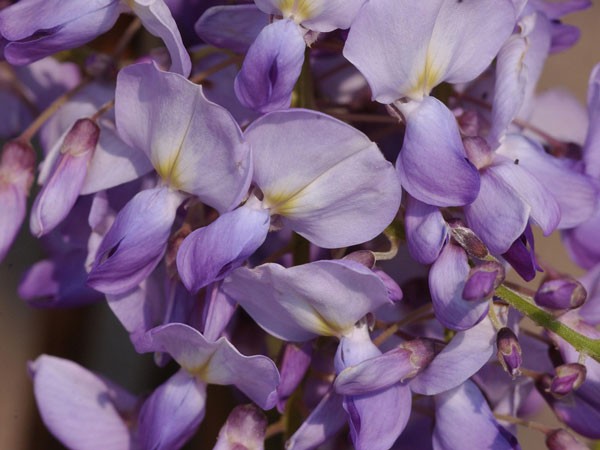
[496,327,522,378]
[549,363,587,397]
[30,118,99,236]
[546,429,588,450]
[462,261,505,301]
[213,404,267,450]
[535,278,587,310]
[448,220,488,259]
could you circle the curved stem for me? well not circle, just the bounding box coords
[495,285,600,363]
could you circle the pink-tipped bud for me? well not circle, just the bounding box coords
[545,429,588,450]
[0,140,35,262]
[213,404,267,450]
[30,118,99,236]
[497,327,522,378]
[535,278,587,310]
[448,220,488,259]
[462,261,505,301]
[549,363,587,398]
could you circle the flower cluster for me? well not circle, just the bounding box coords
[1,0,600,449]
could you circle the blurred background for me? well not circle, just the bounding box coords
[1,4,600,450]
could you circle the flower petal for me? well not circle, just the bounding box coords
[405,195,448,264]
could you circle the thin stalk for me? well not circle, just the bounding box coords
[190,55,240,84]
[373,303,433,347]
[494,413,552,434]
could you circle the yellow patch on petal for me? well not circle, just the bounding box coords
[263,190,299,216]
[154,153,182,190]
[278,0,315,22]
[408,51,442,99]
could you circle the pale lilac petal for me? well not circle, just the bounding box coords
[200,282,237,342]
[194,4,267,54]
[429,243,489,331]
[246,109,401,247]
[405,195,448,264]
[138,369,206,450]
[87,187,184,295]
[276,342,312,413]
[498,134,596,229]
[116,62,251,212]
[343,0,515,102]
[176,201,270,293]
[433,380,520,450]
[410,318,496,395]
[529,0,591,18]
[131,0,191,76]
[222,260,391,341]
[29,355,137,450]
[396,97,480,207]
[563,211,600,270]
[286,390,346,450]
[149,323,279,409]
[234,19,305,113]
[213,404,267,450]
[583,63,600,177]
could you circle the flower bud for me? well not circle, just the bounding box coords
[496,327,522,378]
[30,118,99,237]
[448,220,488,259]
[534,278,587,310]
[549,363,587,397]
[0,139,35,262]
[545,429,588,450]
[462,261,505,301]
[213,404,267,450]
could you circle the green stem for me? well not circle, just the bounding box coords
[496,285,600,363]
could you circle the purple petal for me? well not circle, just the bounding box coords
[29,355,137,450]
[149,323,280,409]
[429,243,490,331]
[405,195,448,264]
[584,63,600,177]
[177,200,270,293]
[276,342,313,413]
[410,317,496,395]
[396,97,480,207]
[563,211,600,270]
[245,109,401,247]
[130,0,191,76]
[116,62,251,212]
[87,187,184,295]
[138,369,206,450]
[222,260,391,341]
[194,4,268,54]
[234,19,305,113]
[200,281,237,342]
[433,380,521,450]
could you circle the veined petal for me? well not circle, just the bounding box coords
[87,187,184,295]
[177,201,270,293]
[396,97,480,207]
[429,243,489,331]
[343,0,515,102]
[245,109,401,247]
[149,323,280,410]
[234,19,305,113]
[115,62,251,213]
[222,260,391,341]
[433,380,520,450]
[130,0,191,76]
[137,369,206,450]
[29,355,137,450]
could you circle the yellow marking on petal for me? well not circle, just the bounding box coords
[408,51,442,99]
[278,0,315,23]
[154,155,182,190]
[263,191,299,216]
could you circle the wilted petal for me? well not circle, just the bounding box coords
[405,195,447,264]
[195,4,268,54]
[343,0,515,102]
[396,97,480,207]
[130,0,191,76]
[177,200,270,293]
[246,109,401,247]
[234,19,305,113]
[88,187,184,295]
[116,62,251,212]
[138,369,206,450]
[149,323,279,409]
[410,317,496,395]
[433,380,520,450]
[429,243,489,331]
[29,355,137,450]
[213,404,267,450]
[222,260,391,341]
